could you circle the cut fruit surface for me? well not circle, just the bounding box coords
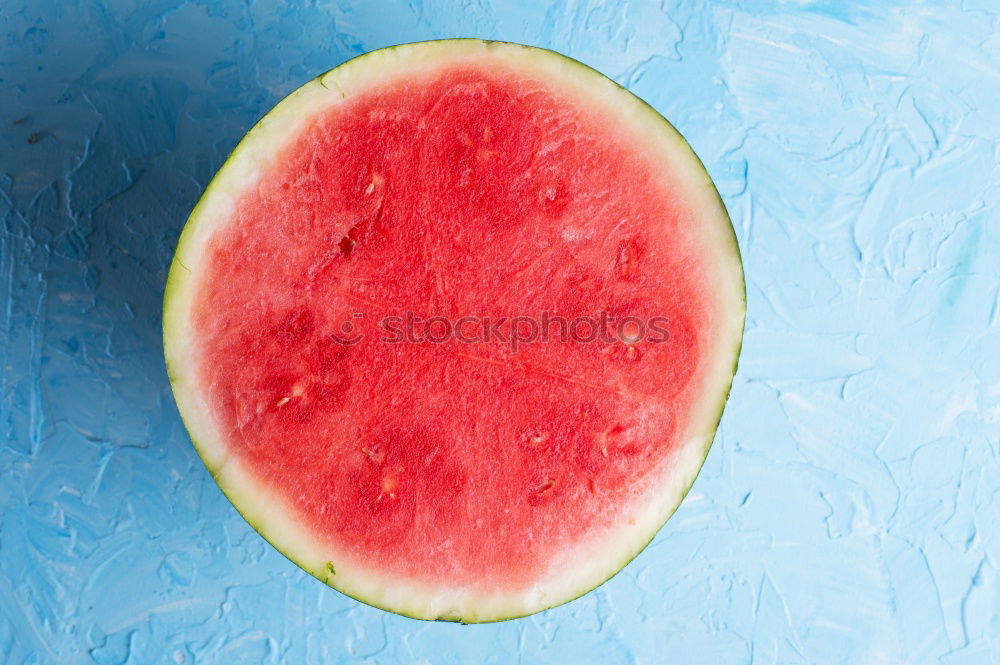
[164,39,744,622]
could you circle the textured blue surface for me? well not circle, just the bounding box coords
[2,0,999,662]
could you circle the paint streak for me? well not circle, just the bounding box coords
[1,0,997,662]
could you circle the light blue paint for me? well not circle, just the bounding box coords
[1,0,998,663]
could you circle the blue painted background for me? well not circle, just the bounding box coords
[2,0,999,662]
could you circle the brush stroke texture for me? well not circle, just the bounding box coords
[1,0,998,663]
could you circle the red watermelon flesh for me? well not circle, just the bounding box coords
[165,40,744,622]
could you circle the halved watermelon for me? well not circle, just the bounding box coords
[164,39,744,622]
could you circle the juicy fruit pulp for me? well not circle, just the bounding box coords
[165,40,744,622]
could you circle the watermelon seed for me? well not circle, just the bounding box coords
[534,478,557,495]
[523,429,550,447]
[339,199,380,257]
[361,447,385,464]
[598,424,630,457]
[626,345,641,360]
[275,396,291,408]
[338,234,355,257]
[616,238,642,280]
[364,172,384,195]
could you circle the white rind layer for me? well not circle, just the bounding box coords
[163,39,745,622]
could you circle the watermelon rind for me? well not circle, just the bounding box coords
[163,39,745,623]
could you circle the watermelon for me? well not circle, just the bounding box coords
[163,39,744,622]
